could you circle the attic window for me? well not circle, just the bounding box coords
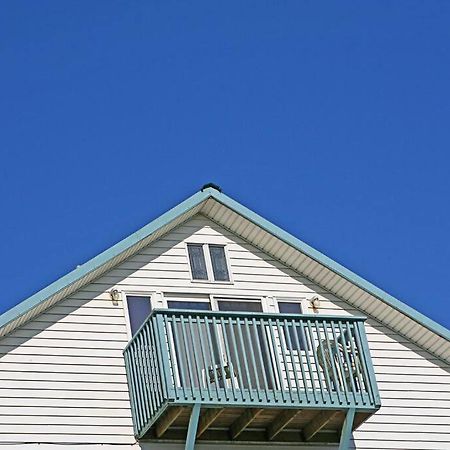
[187,243,231,282]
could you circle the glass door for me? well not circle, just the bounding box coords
[215,299,273,392]
[166,298,215,391]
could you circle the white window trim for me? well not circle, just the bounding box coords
[186,243,233,284]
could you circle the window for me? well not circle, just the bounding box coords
[126,295,152,335]
[278,301,307,351]
[187,244,231,282]
[209,245,230,282]
[167,300,211,311]
[187,244,208,280]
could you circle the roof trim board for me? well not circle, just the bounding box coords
[0,186,448,356]
[207,189,450,342]
[0,189,210,334]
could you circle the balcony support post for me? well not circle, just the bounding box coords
[339,408,355,450]
[185,403,201,450]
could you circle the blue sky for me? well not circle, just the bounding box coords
[1,2,449,329]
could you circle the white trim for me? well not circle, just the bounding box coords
[122,294,133,341]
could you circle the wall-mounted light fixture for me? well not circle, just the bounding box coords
[310,296,321,310]
[110,289,121,304]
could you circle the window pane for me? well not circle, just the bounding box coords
[127,296,152,335]
[167,300,211,310]
[218,300,262,312]
[278,302,302,314]
[187,244,208,280]
[217,299,270,389]
[209,245,230,281]
[166,300,215,391]
[278,302,307,351]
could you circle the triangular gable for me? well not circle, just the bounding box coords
[1,185,449,362]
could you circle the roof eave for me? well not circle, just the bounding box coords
[206,190,450,343]
[0,188,213,333]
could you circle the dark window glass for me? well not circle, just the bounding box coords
[278,302,307,351]
[217,300,272,389]
[217,300,262,312]
[166,300,216,390]
[209,245,230,281]
[187,244,208,280]
[167,300,211,310]
[127,296,152,335]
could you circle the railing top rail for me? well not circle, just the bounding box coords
[123,308,367,352]
[153,308,367,322]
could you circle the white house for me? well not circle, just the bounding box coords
[0,184,449,450]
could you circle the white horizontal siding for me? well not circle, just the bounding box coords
[0,214,448,449]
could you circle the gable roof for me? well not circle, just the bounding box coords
[1,186,449,362]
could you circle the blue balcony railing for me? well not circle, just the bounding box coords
[124,309,380,440]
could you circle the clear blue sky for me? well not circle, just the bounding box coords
[1,2,449,329]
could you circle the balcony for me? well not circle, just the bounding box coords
[124,309,380,449]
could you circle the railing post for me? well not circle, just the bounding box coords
[185,403,201,450]
[356,321,381,408]
[155,313,171,399]
[339,408,355,450]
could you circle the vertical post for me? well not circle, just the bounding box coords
[339,408,355,450]
[185,403,201,450]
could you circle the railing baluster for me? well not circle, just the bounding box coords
[338,321,358,405]
[267,318,286,403]
[205,316,221,401]
[299,319,318,404]
[236,317,254,401]
[252,317,270,403]
[276,318,294,404]
[260,317,277,402]
[346,321,366,405]
[220,315,238,402]
[228,315,245,402]
[180,314,196,400]
[244,317,262,402]
[331,320,350,405]
[212,316,229,401]
[171,315,187,400]
[124,344,140,436]
[314,320,334,405]
[136,336,150,425]
[290,319,310,404]
[323,321,342,405]
[306,319,326,404]
[187,315,203,400]
[131,341,145,432]
[197,315,213,401]
[283,318,302,404]
[144,322,158,415]
[139,327,154,418]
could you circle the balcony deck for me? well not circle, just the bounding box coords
[124,309,380,448]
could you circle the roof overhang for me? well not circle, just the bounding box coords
[1,187,449,362]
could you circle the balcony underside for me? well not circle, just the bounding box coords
[144,403,372,444]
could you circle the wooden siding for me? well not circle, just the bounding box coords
[0,214,448,449]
